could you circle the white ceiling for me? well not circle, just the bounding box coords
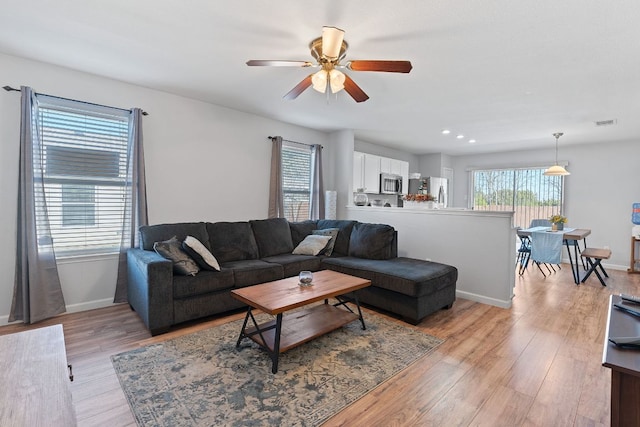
[1,0,639,155]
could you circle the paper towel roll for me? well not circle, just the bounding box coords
[325,190,337,220]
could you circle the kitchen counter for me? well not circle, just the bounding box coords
[345,206,516,308]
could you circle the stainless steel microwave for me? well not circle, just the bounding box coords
[380,173,403,194]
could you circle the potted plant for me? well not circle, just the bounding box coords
[403,193,437,209]
[549,214,568,231]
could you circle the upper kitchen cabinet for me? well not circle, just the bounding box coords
[353,151,381,193]
[380,157,409,194]
[354,151,408,194]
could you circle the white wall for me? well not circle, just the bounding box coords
[450,140,640,269]
[346,207,516,308]
[0,52,332,322]
[354,139,419,172]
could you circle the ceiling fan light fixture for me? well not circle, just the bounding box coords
[329,69,345,93]
[321,26,345,60]
[311,70,328,93]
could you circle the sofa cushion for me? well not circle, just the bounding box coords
[289,220,318,247]
[153,237,200,276]
[207,222,260,263]
[348,223,396,260]
[262,254,323,278]
[316,220,357,256]
[172,268,235,299]
[292,235,332,256]
[249,218,294,257]
[321,256,458,298]
[220,259,284,288]
[182,235,220,271]
[312,227,340,256]
[140,222,210,251]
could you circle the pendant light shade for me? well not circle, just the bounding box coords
[543,132,570,176]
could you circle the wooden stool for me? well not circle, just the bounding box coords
[580,248,611,286]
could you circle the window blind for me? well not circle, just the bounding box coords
[281,143,311,222]
[34,97,131,256]
[471,167,564,228]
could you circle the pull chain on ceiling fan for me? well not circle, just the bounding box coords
[246,26,413,103]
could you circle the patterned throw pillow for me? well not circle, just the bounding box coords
[182,235,220,271]
[154,236,199,276]
[292,235,332,256]
[312,228,340,256]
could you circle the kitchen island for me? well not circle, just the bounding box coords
[345,206,516,308]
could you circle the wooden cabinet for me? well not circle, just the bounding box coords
[0,325,76,426]
[603,295,640,426]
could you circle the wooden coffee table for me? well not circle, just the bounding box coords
[231,270,371,373]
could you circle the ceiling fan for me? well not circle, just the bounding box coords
[246,26,413,103]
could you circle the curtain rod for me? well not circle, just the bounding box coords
[3,85,149,116]
[267,136,322,149]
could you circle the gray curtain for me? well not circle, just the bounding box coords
[268,136,284,218]
[309,144,325,220]
[10,86,66,323]
[114,108,148,303]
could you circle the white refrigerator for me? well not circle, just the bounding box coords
[425,177,448,208]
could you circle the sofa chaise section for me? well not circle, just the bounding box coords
[321,256,457,324]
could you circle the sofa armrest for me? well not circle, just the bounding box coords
[127,248,174,335]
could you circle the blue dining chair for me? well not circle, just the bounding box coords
[528,219,560,273]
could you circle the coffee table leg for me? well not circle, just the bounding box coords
[271,313,283,374]
[236,307,252,347]
[353,293,366,330]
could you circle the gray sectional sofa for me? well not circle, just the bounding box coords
[127,218,457,335]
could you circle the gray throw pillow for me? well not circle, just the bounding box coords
[348,223,395,260]
[154,236,200,276]
[312,228,340,256]
[292,235,332,256]
[182,235,220,271]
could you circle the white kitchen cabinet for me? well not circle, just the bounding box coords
[354,151,408,194]
[363,154,381,193]
[353,151,365,191]
[353,151,381,193]
[399,161,409,194]
[380,157,392,174]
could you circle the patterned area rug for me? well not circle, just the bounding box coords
[112,310,443,426]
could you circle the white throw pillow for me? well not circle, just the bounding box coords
[292,235,332,256]
[182,235,220,271]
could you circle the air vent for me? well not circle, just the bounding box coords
[595,119,617,127]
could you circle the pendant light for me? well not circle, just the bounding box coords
[543,132,570,176]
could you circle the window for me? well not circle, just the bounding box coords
[34,96,131,256]
[281,143,312,222]
[471,167,564,228]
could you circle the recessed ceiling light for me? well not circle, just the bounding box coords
[456,134,464,139]
[441,129,451,135]
[469,139,476,144]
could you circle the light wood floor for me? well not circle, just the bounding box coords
[2,264,639,426]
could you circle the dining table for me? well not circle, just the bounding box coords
[517,226,591,284]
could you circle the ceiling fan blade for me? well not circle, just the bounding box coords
[283,75,314,100]
[246,60,313,67]
[347,60,413,73]
[343,74,369,103]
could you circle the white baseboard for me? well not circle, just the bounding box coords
[456,290,512,309]
[0,298,118,326]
